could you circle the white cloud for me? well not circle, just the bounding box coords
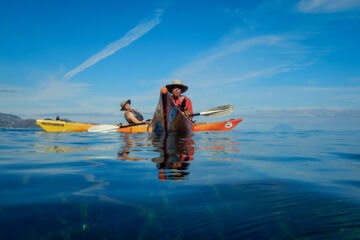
[167,34,317,95]
[63,9,164,81]
[24,9,164,106]
[297,0,360,13]
[32,78,92,101]
[221,62,315,87]
[173,35,284,80]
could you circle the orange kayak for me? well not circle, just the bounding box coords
[114,118,242,133]
[194,119,242,131]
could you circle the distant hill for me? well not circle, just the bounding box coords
[0,113,39,128]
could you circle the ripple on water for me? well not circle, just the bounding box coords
[332,152,360,161]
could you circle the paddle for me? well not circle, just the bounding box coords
[190,104,234,117]
[88,122,148,132]
[88,105,233,132]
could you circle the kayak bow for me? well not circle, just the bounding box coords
[151,87,193,134]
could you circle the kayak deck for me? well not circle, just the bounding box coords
[194,118,242,131]
[36,119,97,132]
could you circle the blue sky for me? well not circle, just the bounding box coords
[1,0,360,129]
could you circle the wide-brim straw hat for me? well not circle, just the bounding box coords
[166,80,188,93]
[120,99,131,111]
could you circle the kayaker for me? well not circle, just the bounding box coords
[120,100,147,125]
[166,80,193,118]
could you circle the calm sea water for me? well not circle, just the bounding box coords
[0,128,360,239]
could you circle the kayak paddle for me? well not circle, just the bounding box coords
[88,124,119,132]
[88,122,148,132]
[190,104,234,117]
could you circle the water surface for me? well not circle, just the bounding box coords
[0,128,360,239]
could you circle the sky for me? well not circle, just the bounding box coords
[1,0,360,129]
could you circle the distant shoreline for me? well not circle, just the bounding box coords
[0,113,39,128]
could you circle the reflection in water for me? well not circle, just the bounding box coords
[116,133,153,161]
[117,133,140,161]
[151,132,195,181]
[34,144,89,153]
[118,132,196,181]
[33,144,120,203]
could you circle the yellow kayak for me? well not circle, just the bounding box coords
[36,119,96,132]
[35,119,151,133]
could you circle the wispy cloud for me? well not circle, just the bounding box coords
[28,9,164,104]
[297,0,360,13]
[63,9,164,81]
[222,62,315,86]
[174,35,284,80]
[170,34,316,92]
[32,79,92,101]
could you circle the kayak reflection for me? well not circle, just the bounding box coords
[117,132,195,181]
[151,132,195,181]
[34,144,89,153]
[116,133,154,161]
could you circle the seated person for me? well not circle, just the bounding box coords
[165,80,193,118]
[120,99,147,125]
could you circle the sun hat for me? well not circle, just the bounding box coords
[120,99,131,111]
[166,80,188,93]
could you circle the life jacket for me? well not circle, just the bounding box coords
[171,96,193,115]
[125,109,144,124]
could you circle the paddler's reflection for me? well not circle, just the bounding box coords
[117,132,196,180]
[117,133,142,161]
[151,133,195,181]
[118,149,131,159]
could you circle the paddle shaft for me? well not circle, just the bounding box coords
[119,122,147,129]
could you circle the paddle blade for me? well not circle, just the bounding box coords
[88,124,119,132]
[200,105,234,117]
